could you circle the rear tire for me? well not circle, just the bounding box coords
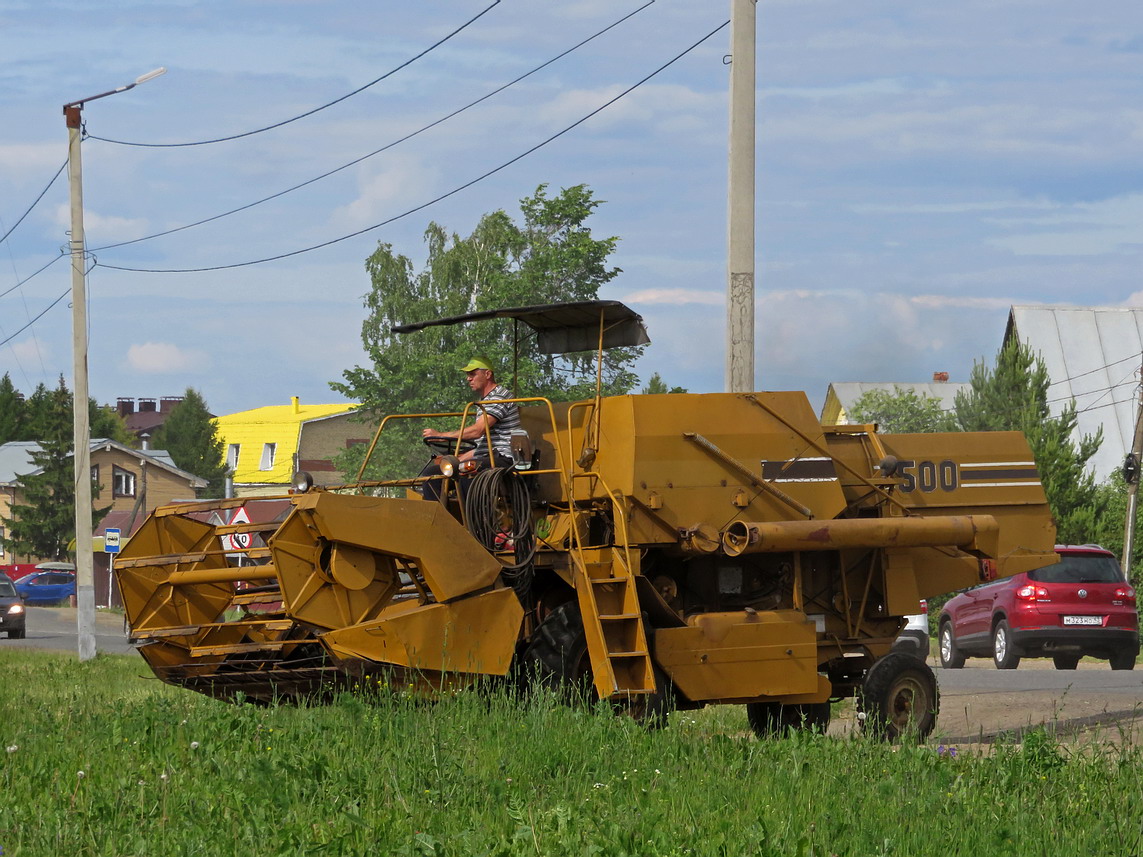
[992,619,1021,670]
[1052,655,1079,670]
[746,701,831,738]
[519,601,673,725]
[1110,651,1137,671]
[858,652,938,741]
[938,621,965,669]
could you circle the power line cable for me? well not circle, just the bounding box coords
[90,1,656,253]
[1046,350,1141,389]
[0,253,65,301]
[97,19,730,275]
[0,160,68,246]
[0,288,69,349]
[85,2,501,149]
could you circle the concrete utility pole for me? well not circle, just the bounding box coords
[63,67,165,662]
[725,0,757,393]
[1122,359,1143,581]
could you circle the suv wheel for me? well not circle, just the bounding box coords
[1109,651,1137,671]
[992,619,1021,670]
[938,620,965,669]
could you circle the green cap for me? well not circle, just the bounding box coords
[460,356,494,372]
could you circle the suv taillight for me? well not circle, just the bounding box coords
[920,599,928,615]
[1016,584,1049,601]
[1115,586,1136,605]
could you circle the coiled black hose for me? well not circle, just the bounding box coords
[464,467,536,601]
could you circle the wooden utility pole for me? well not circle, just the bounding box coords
[726,0,756,393]
[1122,358,1143,581]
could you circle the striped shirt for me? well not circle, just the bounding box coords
[473,384,521,464]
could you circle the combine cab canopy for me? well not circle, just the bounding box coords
[391,300,650,354]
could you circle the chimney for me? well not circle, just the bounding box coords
[292,396,300,414]
[140,431,151,450]
[932,372,949,383]
[139,398,157,413]
[160,396,183,413]
[117,397,135,417]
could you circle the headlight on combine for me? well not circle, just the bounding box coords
[291,471,315,494]
[439,455,460,478]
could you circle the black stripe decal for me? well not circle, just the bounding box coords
[760,458,838,482]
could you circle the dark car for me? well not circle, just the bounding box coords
[0,576,27,638]
[938,545,1139,670]
[14,565,77,606]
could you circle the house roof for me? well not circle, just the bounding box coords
[1005,305,1143,480]
[0,441,40,485]
[214,400,356,484]
[0,438,206,488]
[821,382,966,425]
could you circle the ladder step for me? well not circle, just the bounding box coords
[607,650,648,659]
[589,577,627,585]
[599,613,640,621]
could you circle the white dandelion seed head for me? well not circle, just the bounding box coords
[77,770,85,779]
[190,741,200,750]
[5,745,17,753]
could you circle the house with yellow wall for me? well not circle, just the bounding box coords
[214,397,363,497]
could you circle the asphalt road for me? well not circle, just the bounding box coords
[1,605,138,656]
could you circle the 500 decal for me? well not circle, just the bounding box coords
[897,459,958,493]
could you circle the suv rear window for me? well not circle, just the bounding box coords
[1029,554,1123,584]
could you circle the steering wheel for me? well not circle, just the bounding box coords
[422,435,477,456]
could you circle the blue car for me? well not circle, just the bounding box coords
[14,565,76,605]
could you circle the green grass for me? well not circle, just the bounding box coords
[1,650,1142,856]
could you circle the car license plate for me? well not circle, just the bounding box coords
[1063,615,1102,626]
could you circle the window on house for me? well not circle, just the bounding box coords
[0,527,5,558]
[260,443,276,471]
[112,465,136,498]
[227,444,240,471]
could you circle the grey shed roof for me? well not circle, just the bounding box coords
[1005,306,1143,481]
[0,441,40,485]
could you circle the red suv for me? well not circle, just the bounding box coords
[938,545,1138,670]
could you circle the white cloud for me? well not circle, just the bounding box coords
[335,152,439,227]
[623,287,722,306]
[125,342,207,374]
[986,193,1143,256]
[51,204,150,244]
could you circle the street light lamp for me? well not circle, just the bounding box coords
[63,67,165,662]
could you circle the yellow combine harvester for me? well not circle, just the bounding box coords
[117,301,1056,738]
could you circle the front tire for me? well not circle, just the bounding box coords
[858,652,938,741]
[992,619,1021,670]
[938,620,965,669]
[7,629,24,639]
[519,601,673,725]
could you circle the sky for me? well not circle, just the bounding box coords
[1,0,1142,420]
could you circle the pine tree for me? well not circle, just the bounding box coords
[0,373,23,444]
[151,388,226,497]
[0,379,106,561]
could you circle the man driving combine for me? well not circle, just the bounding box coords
[419,356,521,498]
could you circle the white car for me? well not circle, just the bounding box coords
[892,599,931,660]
